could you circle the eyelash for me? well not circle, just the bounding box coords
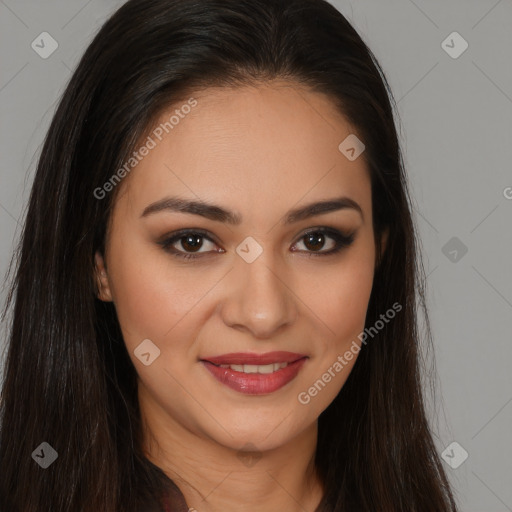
[158,227,355,261]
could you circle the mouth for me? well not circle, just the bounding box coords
[200,351,308,395]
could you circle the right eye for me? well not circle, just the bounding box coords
[159,229,223,260]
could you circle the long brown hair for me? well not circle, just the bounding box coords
[0,0,458,510]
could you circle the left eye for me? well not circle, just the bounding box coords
[293,230,337,253]
[291,228,355,256]
[159,227,355,260]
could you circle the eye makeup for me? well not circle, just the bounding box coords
[157,226,357,261]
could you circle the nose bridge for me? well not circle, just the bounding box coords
[221,242,297,337]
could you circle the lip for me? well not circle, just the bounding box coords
[201,352,308,395]
[201,351,307,366]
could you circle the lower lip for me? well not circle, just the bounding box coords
[201,358,307,395]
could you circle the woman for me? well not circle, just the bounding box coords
[0,0,459,510]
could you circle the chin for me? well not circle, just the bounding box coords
[205,413,311,452]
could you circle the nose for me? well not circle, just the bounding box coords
[219,251,298,339]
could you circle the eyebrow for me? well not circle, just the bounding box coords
[141,195,363,224]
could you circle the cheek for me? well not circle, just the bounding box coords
[296,252,374,414]
[106,240,202,350]
[312,238,375,347]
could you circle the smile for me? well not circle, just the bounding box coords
[200,351,308,395]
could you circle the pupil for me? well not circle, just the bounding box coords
[182,234,202,252]
[305,232,324,251]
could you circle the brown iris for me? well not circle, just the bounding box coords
[180,234,203,252]
[303,232,326,252]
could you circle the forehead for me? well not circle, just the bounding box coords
[115,81,371,223]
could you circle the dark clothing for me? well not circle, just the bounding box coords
[159,480,190,512]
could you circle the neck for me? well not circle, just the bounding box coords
[141,401,325,512]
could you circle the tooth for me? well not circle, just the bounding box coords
[226,362,290,373]
[257,363,275,374]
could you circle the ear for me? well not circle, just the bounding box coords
[94,251,113,302]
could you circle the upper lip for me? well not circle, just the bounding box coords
[201,351,307,366]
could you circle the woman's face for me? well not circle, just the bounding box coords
[95,81,381,452]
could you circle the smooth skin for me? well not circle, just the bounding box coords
[95,81,387,512]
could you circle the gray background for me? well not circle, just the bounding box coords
[1,1,511,510]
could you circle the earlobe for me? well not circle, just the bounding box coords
[94,251,113,301]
